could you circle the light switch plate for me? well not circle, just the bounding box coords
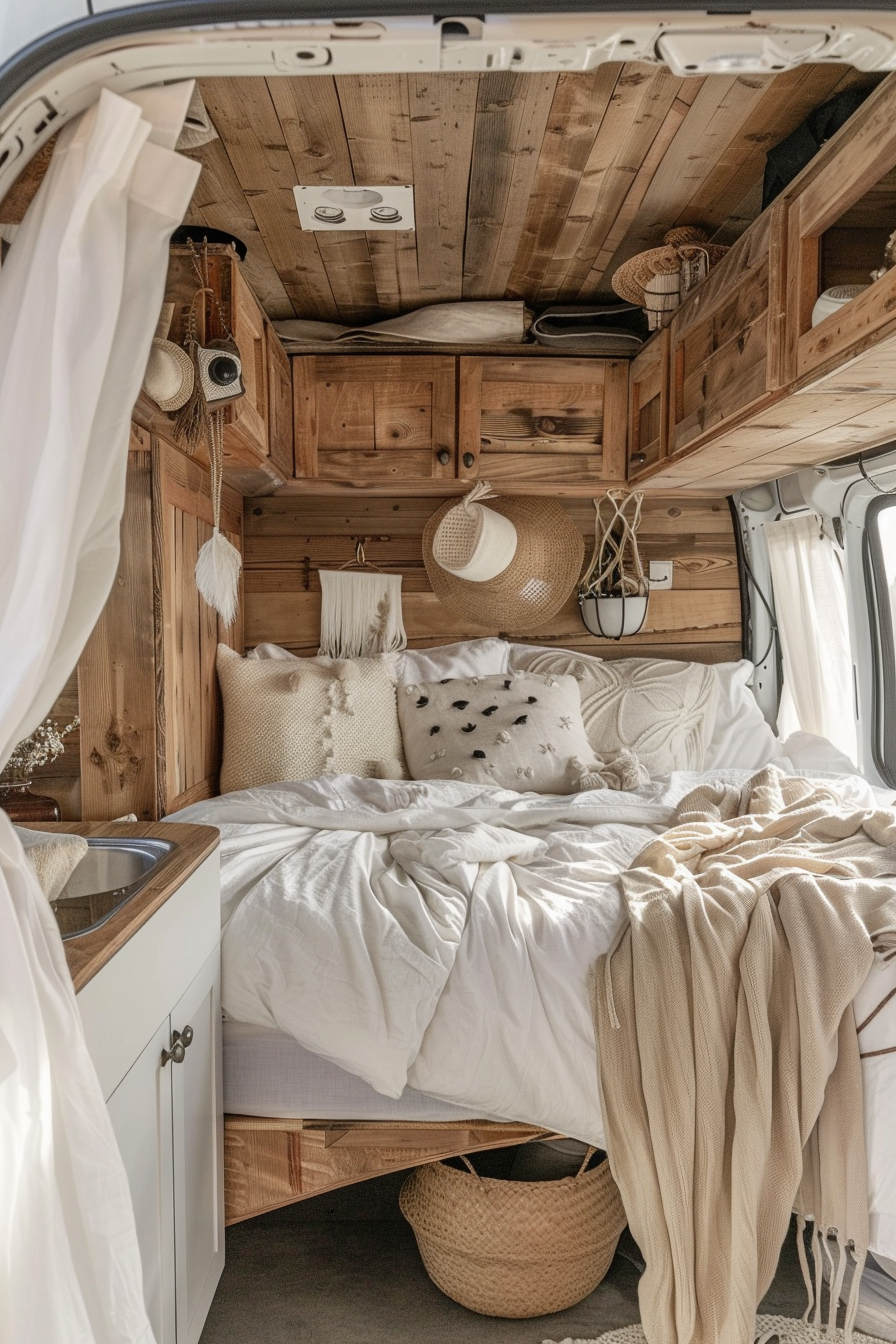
[648,561,673,589]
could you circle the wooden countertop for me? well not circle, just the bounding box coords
[20,821,219,992]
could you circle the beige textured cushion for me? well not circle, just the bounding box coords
[397,670,610,794]
[509,647,718,777]
[217,645,406,793]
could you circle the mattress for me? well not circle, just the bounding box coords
[223,1019,503,1123]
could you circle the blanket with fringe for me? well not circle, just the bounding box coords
[592,767,896,1344]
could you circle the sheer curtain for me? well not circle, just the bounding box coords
[765,513,858,764]
[0,86,200,1343]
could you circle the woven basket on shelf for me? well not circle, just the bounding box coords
[399,1147,626,1318]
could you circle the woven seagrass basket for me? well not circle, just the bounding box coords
[399,1147,626,1318]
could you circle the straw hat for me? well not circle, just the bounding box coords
[612,227,729,328]
[142,302,195,412]
[143,338,195,411]
[423,486,585,632]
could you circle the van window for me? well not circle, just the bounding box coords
[765,514,856,763]
[866,498,896,784]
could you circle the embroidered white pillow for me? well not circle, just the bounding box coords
[509,646,717,777]
[397,670,606,794]
[217,645,406,792]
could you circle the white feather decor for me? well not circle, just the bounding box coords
[195,527,242,628]
[319,569,407,658]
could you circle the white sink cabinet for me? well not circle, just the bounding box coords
[76,848,223,1344]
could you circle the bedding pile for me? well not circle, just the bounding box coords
[173,764,896,1280]
[594,768,896,1344]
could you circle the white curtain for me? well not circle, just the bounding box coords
[765,513,858,765]
[0,87,200,1343]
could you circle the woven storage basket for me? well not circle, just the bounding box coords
[399,1147,626,1318]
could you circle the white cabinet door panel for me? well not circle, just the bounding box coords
[171,946,224,1344]
[106,1016,176,1344]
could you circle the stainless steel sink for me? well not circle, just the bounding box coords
[52,837,178,940]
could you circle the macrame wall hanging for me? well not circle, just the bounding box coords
[173,240,244,627]
[578,489,649,640]
[318,541,407,659]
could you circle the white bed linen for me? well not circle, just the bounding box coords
[223,1019,499,1122]
[173,768,896,1260]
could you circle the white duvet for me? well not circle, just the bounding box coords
[174,768,896,1261]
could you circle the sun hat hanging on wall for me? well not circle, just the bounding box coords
[423,484,585,633]
[142,302,195,412]
[611,226,729,330]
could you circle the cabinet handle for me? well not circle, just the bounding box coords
[436,449,451,466]
[462,452,475,470]
[161,1025,194,1068]
[629,453,646,467]
[161,1038,186,1068]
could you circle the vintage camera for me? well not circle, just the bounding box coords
[195,339,245,406]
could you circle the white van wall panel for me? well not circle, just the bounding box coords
[0,1,88,70]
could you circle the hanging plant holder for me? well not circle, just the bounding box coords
[578,490,649,640]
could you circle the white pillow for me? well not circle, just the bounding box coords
[399,638,510,684]
[509,646,717,778]
[217,645,406,791]
[247,638,511,685]
[704,660,780,770]
[397,670,613,794]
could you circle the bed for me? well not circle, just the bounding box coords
[170,638,896,1318]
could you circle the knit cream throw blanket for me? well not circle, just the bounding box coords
[592,768,896,1344]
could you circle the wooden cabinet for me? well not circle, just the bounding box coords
[458,356,628,487]
[667,206,779,460]
[136,244,291,496]
[783,85,896,387]
[628,332,669,479]
[293,354,456,484]
[77,850,223,1344]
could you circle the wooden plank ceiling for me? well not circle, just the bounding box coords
[185,65,875,325]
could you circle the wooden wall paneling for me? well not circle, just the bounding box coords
[408,73,479,301]
[462,71,559,300]
[182,136,293,320]
[265,319,295,479]
[505,66,620,302]
[242,493,741,661]
[227,263,269,463]
[27,670,82,820]
[155,440,243,815]
[539,67,685,305]
[198,78,337,321]
[576,79,704,298]
[335,74,422,316]
[78,428,158,821]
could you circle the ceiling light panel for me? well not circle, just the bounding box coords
[294,185,415,231]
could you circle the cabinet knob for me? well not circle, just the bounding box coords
[161,1025,194,1067]
[161,1038,186,1068]
[629,453,647,467]
[436,449,451,466]
[462,452,475,470]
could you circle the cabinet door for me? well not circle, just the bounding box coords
[224,266,269,465]
[106,1017,176,1344]
[628,332,669,479]
[265,320,295,479]
[171,947,224,1344]
[293,355,456,484]
[458,356,628,487]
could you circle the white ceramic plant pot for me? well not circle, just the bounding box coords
[579,593,648,640]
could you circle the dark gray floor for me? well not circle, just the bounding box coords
[200,1167,812,1344]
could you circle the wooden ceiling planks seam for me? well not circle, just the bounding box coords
[191,65,881,325]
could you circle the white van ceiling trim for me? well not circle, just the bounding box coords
[4,9,896,203]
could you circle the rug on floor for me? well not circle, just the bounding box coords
[543,1314,888,1344]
